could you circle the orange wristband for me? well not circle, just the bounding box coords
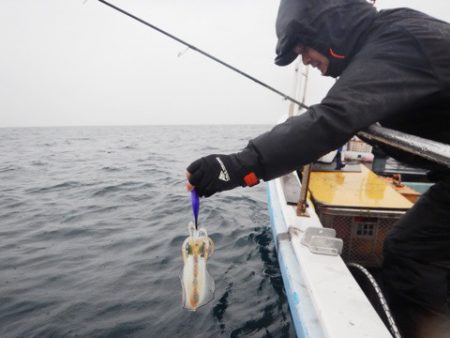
[243,172,259,187]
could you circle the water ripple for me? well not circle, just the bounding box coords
[0,125,293,338]
[26,181,82,194]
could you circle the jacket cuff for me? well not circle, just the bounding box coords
[234,144,265,186]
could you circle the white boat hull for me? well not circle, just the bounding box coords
[267,176,393,338]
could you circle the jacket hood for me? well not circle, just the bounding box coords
[275,0,377,77]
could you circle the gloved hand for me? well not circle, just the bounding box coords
[186,148,261,198]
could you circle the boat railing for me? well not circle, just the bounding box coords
[358,124,450,168]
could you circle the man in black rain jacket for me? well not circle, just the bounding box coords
[186,1,450,337]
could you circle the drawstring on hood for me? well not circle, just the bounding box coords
[275,0,377,77]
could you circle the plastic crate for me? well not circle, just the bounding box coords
[347,137,373,153]
[315,206,405,267]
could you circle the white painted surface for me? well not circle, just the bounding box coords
[268,176,393,338]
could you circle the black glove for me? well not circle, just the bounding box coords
[187,147,262,197]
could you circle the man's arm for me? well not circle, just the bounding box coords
[251,36,441,180]
[187,32,441,195]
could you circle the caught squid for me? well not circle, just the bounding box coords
[181,222,215,311]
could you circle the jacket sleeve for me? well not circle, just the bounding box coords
[249,32,442,181]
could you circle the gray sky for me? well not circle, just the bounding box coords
[0,0,448,127]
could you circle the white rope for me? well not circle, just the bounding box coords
[348,262,402,338]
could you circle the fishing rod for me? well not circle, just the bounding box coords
[95,0,450,168]
[96,0,308,110]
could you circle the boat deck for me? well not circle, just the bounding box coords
[309,165,412,210]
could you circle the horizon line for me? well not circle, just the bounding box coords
[0,123,272,129]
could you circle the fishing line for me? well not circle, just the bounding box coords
[177,47,190,58]
[96,0,309,110]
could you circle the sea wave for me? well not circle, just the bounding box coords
[0,125,293,338]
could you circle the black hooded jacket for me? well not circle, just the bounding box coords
[246,0,450,181]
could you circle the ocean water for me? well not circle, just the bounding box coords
[0,125,294,338]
